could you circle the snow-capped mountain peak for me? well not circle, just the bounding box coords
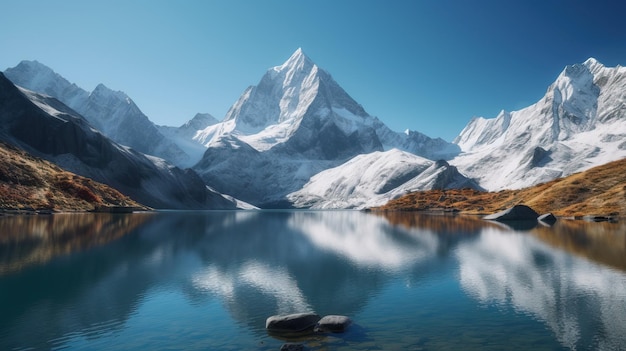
[451,57,626,191]
[183,113,219,130]
[583,57,603,72]
[5,60,89,108]
[91,83,131,103]
[219,48,323,139]
[192,48,461,207]
[275,47,314,73]
[196,48,456,157]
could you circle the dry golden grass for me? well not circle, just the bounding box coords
[0,141,146,212]
[374,158,626,217]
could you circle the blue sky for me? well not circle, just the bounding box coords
[2,0,626,141]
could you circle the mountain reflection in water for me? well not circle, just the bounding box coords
[0,212,155,275]
[379,212,626,350]
[0,211,624,350]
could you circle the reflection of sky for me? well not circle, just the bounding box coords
[457,227,626,350]
[288,211,439,270]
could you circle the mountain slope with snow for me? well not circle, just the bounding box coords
[4,61,191,166]
[288,149,481,209]
[451,58,626,191]
[192,49,461,207]
[0,72,239,209]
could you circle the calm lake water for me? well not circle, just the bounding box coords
[1,210,625,350]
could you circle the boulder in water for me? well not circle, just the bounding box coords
[484,205,539,221]
[314,315,352,333]
[265,313,320,334]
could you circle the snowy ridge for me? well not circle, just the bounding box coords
[451,58,626,191]
[4,61,190,166]
[288,149,479,209]
[3,60,89,108]
[0,72,244,209]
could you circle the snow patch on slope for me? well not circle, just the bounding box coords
[288,149,477,209]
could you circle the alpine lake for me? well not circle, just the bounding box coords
[1,210,625,351]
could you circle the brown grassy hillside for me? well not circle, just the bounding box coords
[0,142,146,212]
[374,158,626,217]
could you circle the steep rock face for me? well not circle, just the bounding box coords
[0,73,237,209]
[193,49,460,207]
[451,58,626,191]
[4,61,189,166]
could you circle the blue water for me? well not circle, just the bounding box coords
[0,211,625,350]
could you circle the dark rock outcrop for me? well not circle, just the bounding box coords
[538,213,558,225]
[483,205,539,221]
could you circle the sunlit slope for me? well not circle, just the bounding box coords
[375,158,626,217]
[0,141,145,212]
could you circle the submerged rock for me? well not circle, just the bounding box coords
[314,315,352,333]
[280,343,305,351]
[483,205,539,221]
[266,313,321,334]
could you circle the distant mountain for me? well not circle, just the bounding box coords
[177,113,220,137]
[157,113,219,168]
[192,49,461,207]
[451,58,626,191]
[4,61,191,166]
[0,72,239,209]
[287,149,480,209]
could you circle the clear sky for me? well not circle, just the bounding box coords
[2,0,626,141]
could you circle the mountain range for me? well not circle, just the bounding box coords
[451,58,626,191]
[3,61,197,166]
[2,50,626,210]
[0,72,240,210]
